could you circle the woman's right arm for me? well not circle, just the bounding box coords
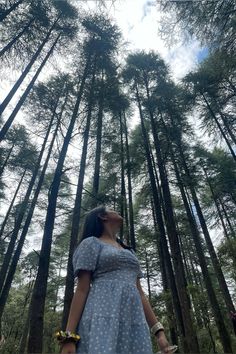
[60,270,91,354]
[65,270,91,331]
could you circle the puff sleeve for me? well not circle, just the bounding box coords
[72,236,100,278]
[130,249,145,279]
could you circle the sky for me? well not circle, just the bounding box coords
[82,0,209,81]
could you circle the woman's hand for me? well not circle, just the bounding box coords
[155,331,177,354]
[60,341,76,354]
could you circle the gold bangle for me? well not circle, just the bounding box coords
[150,322,164,335]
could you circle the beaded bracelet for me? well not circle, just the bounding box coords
[55,330,81,344]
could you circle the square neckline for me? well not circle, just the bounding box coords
[95,237,128,251]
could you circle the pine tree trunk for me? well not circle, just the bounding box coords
[218,197,236,238]
[0,15,60,117]
[61,58,96,330]
[144,81,200,353]
[135,85,187,352]
[201,92,236,162]
[145,249,152,300]
[162,114,234,351]
[123,111,136,250]
[0,168,26,238]
[0,34,60,142]
[27,54,91,353]
[92,70,104,201]
[0,142,15,175]
[0,100,55,293]
[0,18,34,57]
[176,152,233,351]
[18,281,35,354]
[119,111,129,242]
[212,96,236,145]
[0,0,24,22]
[0,98,62,325]
[201,164,230,239]
[150,197,179,347]
[182,145,235,314]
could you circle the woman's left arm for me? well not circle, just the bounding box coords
[136,278,173,354]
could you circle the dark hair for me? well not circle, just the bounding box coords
[79,205,107,242]
[78,204,132,251]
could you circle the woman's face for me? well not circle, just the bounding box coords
[104,208,123,225]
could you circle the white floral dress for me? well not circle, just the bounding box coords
[72,236,153,354]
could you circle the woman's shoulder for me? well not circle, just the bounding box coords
[79,235,97,245]
[73,236,100,256]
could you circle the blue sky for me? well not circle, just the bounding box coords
[197,47,209,63]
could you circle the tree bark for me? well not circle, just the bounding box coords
[135,85,187,352]
[170,137,232,350]
[0,0,24,22]
[144,80,199,353]
[0,142,15,175]
[123,111,136,250]
[27,54,91,353]
[0,34,60,142]
[162,112,234,351]
[150,197,179,347]
[0,168,26,239]
[0,96,63,326]
[0,98,56,293]
[0,15,60,118]
[0,18,34,57]
[119,111,129,243]
[92,69,104,202]
[201,92,236,162]
[61,57,96,330]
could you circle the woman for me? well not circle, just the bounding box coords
[59,205,178,354]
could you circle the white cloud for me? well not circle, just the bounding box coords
[108,0,202,81]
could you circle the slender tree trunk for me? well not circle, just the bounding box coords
[177,228,192,285]
[0,34,60,142]
[0,18,34,57]
[201,165,230,239]
[0,99,62,325]
[212,96,236,144]
[144,81,199,352]
[181,144,235,314]
[61,62,96,327]
[0,15,60,117]
[162,113,234,351]
[0,168,26,238]
[218,197,236,238]
[0,99,56,293]
[145,249,152,300]
[170,139,233,349]
[0,142,15,175]
[92,70,104,201]
[27,54,91,353]
[0,0,24,22]
[150,182,178,347]
[61,57,95,331]
[18,281,35,354]
[135,85,187,352]
[123,111,136,250]
[53,256,63,313]
[201,92,236,162]
[119,111,129,243]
